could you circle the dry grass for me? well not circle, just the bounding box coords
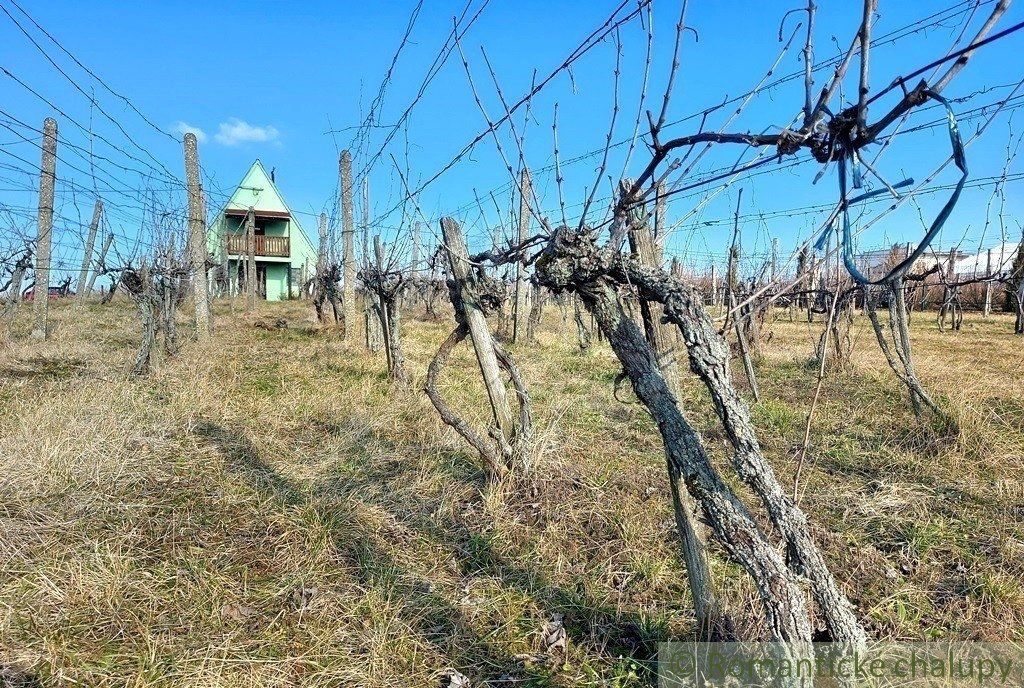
[0,297,1021,686]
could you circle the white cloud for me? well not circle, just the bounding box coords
[214,118,280,146]
[172,121,207,142]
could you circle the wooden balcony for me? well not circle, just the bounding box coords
[225,234,290,258]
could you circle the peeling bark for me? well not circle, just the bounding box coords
[613,252,866,645]
[535,228,865,645]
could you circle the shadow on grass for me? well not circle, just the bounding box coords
[812,450,1015,516]
[0,665,42,688]
[0,355,87,380]
[314,437,676,678]
[193,419,565,685]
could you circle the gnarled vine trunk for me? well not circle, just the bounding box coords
[864,278,951,426]
[535,228,865,646]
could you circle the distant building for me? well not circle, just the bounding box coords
[952,241,1020,279]
[208,160,317,301]
[851,243,972,280]
[850,242,1021,282]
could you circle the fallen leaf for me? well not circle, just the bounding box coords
[221,602,256,621]
[541,613,567,654]
[288,586,317,611]
[442,668,470,688]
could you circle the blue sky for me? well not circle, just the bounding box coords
[2,0,1022,281]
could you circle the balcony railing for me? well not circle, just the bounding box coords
[225,234,290,258]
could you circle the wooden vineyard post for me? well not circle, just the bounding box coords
[411,222,421,280]
[361,177,382,352]
[983,248,993,318]
[709,264,718,310]
[31,117,57,340]
[512,167,531,343]
[184,133,211,338]
[526,282,543,343]
[86,233,113,296]
[628,220,680,392]
[74,200,103,308]
[730,290,761,402]
[245,207,256,312]
[424,217,533,478]
[340,150,356,338]
[628,211,724,640]
[440,218,516,444]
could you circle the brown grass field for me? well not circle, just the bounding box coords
[0,298,1022,686]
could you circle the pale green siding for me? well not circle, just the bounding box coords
[223,259,300,302]
[207,160,318,301]
[265,263,289,301]
[217,216,290,238]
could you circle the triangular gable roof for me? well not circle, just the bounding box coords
[215,159,315,251]
[225,160,287,213]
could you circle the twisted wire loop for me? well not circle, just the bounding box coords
[838,91,968,286]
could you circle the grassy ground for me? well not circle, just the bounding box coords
[0,297,1021,686]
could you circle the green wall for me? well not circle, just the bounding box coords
[227,260,295,302]
[218,216,290,237]
[265,263,289,302]
[207,160,319,298]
